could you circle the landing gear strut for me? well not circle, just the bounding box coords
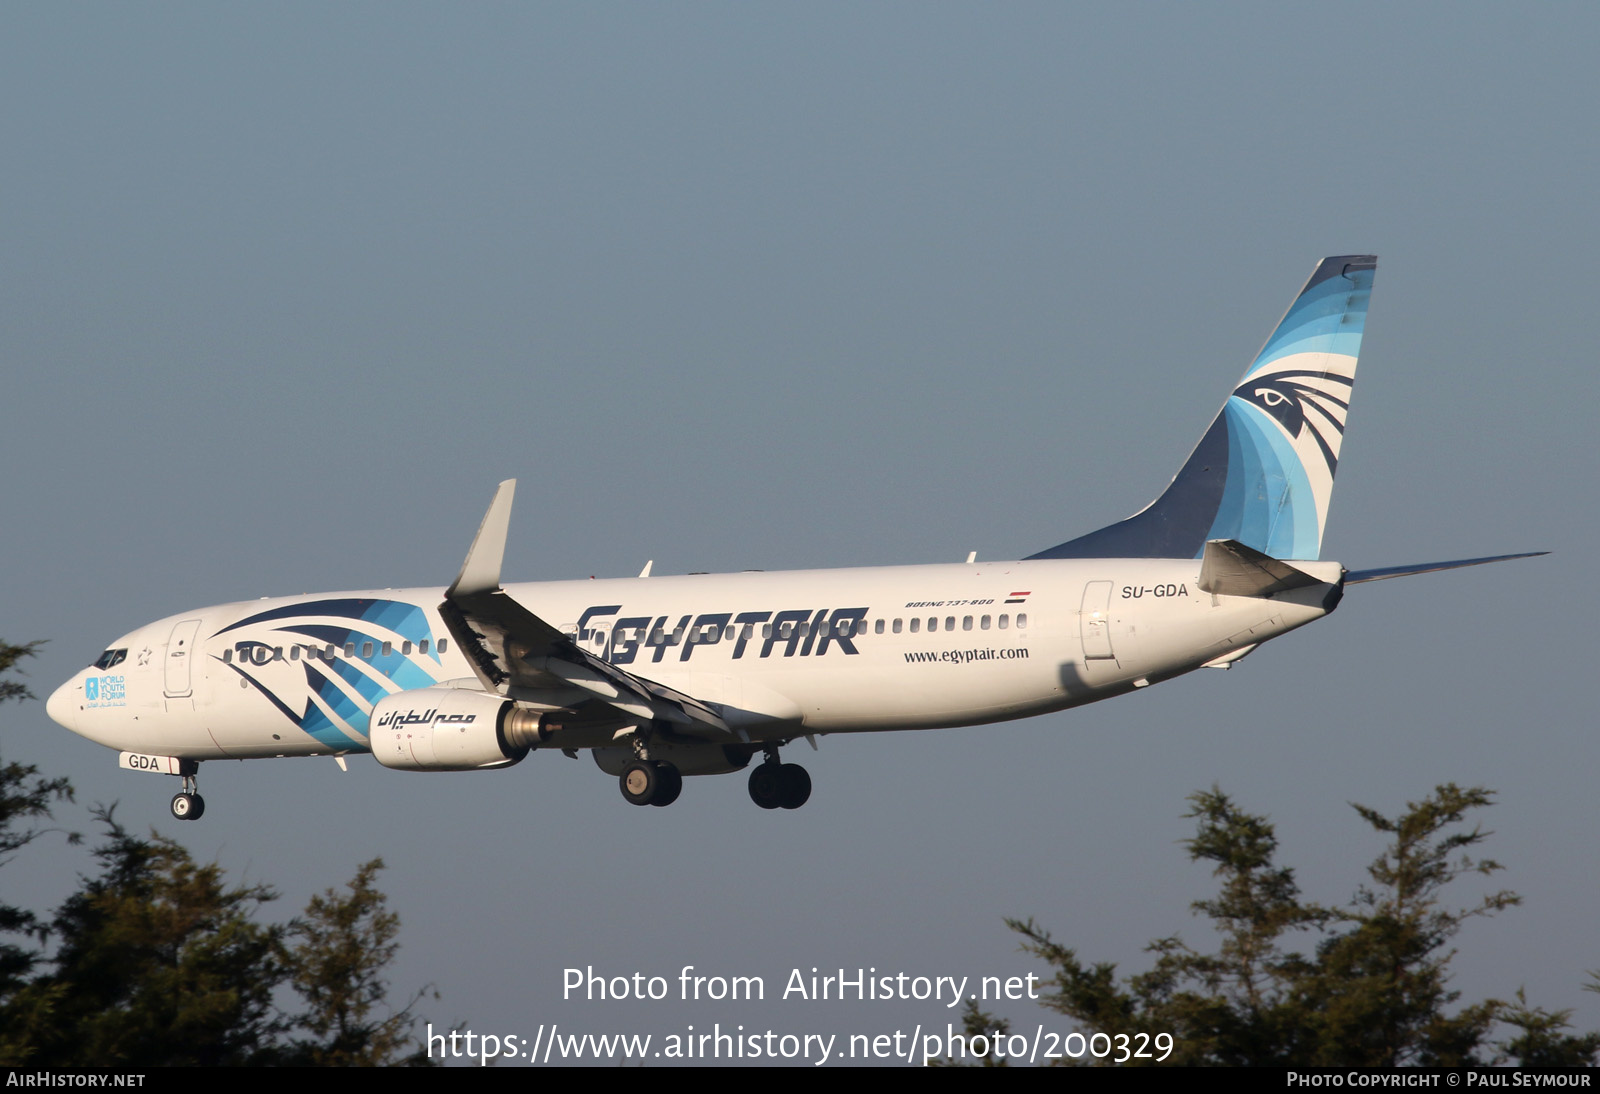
[170,770,205,821]
[748,745,810,810]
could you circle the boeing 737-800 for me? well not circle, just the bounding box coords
[45,256,1541,819]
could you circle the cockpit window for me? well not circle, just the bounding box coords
[92,649,127,670]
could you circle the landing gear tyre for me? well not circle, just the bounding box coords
[170,792,204,821]
[651,764,683,807]
[777,763,811,810]
[748,763,784,810]
[620,762,660,806]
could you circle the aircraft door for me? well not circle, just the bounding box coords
[1080,582,1115,660]
[164,618,203,697]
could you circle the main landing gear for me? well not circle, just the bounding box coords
[170,770,205,821]
[619,761,683,807]
[748,745,810,810]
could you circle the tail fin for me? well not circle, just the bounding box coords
[1028,254,1376,561]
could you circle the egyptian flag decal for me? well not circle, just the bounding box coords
[1005,591,1031,604]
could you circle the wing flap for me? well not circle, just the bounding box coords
[439,482,732,739]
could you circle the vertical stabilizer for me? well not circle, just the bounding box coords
[1029,255,1375,561]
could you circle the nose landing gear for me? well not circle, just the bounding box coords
[169,770,205,821]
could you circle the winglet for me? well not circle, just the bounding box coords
[447,480,516,598]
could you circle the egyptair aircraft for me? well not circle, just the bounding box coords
[46,256,1542,819]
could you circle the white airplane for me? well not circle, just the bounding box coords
[46,256,1541,819]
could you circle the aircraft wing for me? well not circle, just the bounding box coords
[438,481,732,738]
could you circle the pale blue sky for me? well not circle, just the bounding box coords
[4,3,1596,1063]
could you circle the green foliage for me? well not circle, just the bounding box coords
[0,640,44,704]
[24,809,287,1067]
[284,859,437,1066]
[1010,784,1598,1067]
[1494,989,1600,1066]
[0,640,77,1066]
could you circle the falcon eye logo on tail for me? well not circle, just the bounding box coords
[1029,255,1375,564]
[1234,365,1353,473]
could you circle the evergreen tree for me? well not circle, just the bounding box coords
[284,859,435,1066]
[0,640,76,1066]
[1012,785,1598,1067]
[25,810,287,1066]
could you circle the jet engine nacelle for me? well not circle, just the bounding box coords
[370,688,530,772]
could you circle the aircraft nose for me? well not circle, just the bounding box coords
[46,677,79,732]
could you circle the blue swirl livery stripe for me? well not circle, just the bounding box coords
[1208,398,1320,559]
[287,625,439,692]
[212,598,445,746]
[216,658,364,750]
[213,597,441,662]
[303,665,372,742]
[322,652,393,710]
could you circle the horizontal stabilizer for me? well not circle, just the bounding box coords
[1198,539,1324,598]
[1345,551,1547,585]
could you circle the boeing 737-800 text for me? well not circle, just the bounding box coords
[46,256,1541,818]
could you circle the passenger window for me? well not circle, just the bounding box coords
[362,642,373,659]
[945,616,956,631]
[324,644,336,659]
[892,619,902,634]
[874,619,884,635]
[762,624,773,639]
[998,614,1009,629]
[909,618,920,633]
[981,615,991,630]
[779,622,794,639]
[1017,614,1028,629]
[419,639,430,655]
[402,641,412,655]
[222,648,233,664]
[382,642,393,657]
[963,616,973,631]
[345,643,356,658]
[290,646,301,661]
[272,647,284,661]
[437,639,448,654]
